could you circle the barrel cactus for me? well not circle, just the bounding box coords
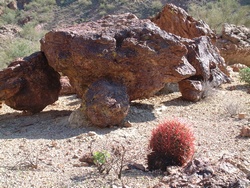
[147,119,195,171]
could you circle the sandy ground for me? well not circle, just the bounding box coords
[0,72,250,188]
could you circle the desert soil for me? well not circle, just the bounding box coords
[0,71,250,188]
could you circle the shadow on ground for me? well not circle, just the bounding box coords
[0,100,157,140]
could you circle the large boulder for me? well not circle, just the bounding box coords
[0,52,61,113]
[151,4,230,101]
[41,13,196,101]
[151,3,216,41]
[216,24,250,66]
[178,37,230,102]
[41,13,200,126]
[182,36,230,87]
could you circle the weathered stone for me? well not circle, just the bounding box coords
[0,52,61,113]
[85,79,129,127]
[178,37,230,102]
[151,4,229,101]
[182,36,230,87]
[178,79,203,102]
[7,1,17,10]
[151,3,216,41]
[230,63,248,72]
[41,13,196,101]
[240,126,250,137]
[216,24,250,66]
[59,76,76,96]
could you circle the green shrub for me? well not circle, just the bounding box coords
[19,23,46,41]
[0,8,17,25]
[93,150,110,173]
[239,67,250,84]
[0,38,40,69]
[78,0,92,6]
[188,0,250,33]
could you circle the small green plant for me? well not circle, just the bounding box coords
[93,150,110,173]
[147,119,195,171]
[239,67,250,84]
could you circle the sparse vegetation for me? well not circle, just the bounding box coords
[224,102,242,117]
[93,150,111,173]
[188,0,250,33]
[0,37,40,69]
[0,0,249,68]
[239,67,250,84]
[85,139,145,179]
[201,81,216,99]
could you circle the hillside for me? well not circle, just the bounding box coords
[0,0,249,68]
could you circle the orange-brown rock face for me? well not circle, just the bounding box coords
[216,24,250,66]
[151,4,230,101]
[0,52,61,113]
[151,4,216,41]
[41,13,196,101]
[59,76,76,96]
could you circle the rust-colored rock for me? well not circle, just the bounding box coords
[41,13,196,101]
[216,24,250,66]
[240,126,250,137]
[59,76,76,96]
[178,37,230,101]
[178,79,203,102]
[183,36,230,87]
[85,79,129,127]
[151,4,229,101]
[151,3,216,41]
[0,52,61,113]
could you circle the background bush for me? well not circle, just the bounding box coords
[188,0,250,33]
[239,68,250,84]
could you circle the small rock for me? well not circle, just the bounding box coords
[238,113,247,120]
[123,121,132,127]
[219,162,239,174]
[230,63,248,72]
[73,163,88,167]
[127,163,146,171]
[79,153,94,165]
[87,131,97,136]
[72,154,79,159]
[240,126,250,137]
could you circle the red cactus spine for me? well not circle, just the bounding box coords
[147,119,195,171]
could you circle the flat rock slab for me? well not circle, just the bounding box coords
[41,13,196,101]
